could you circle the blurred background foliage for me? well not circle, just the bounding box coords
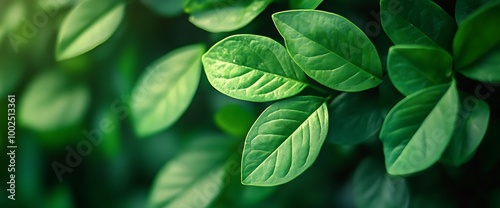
[0,0,499,207]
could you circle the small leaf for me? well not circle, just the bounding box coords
[184,0,272,32]
[387,45,453,96]
[455,0,499,24]
[328,90,383,145]
[131,44,205,137]
[19,70,90,132]
[380,0,456,50]
[273,10,382,92]
[353,158,410,208]
[202,34,308,102]
[56,0,125,61]
[441,92,490,166]
[148,134,239,208]
[241,96,329,186]
[141,0,183,16]
[290,0,323,9]
[380,81,459,175]
[214,104,256,137]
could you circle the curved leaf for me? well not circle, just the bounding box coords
[131,44,205,137]
[202,34,308,102]
[353,158,410,208]
[241,96,329,186]
[387,45,453,96]
[290,0,323,9]
[148,135,239,208]
[380,82,459,175]
[56,0,125,61]
[185,0,271,32]
[380,0,456,50]
[441,92,490,166]
[273,10,382,92]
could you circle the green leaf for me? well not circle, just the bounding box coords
[328,90,383,144]
[241,96,329,186]
[441,92,490,166]
[131,44,205,137]
[380,81,459,175]
[19,70,90,132]
[214,104,256,137]
[453,2,500,83]
[141,0,183,16]
[387,45,453,96]
[147,134,239,208]
[56,0,125,61]
[353,158,410,208]
[273,10,382,92]
[380,0,456,50]
[455,0,499,24]
[202,34,308,102]
[290,0,323,9]
[184,0,271,32]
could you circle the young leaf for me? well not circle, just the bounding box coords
[387,45,453,96]
[273,10,382,92]
[328,90,383,145]
[454,2,500,82]
[56,0,125,61]
[290,0,323,9]
[184,0,272,32]
[141,0,183,16]
[148,134,239,208]
[441,92,490,166]
[380,82,459,175]
[214,104,256,137]
[241,96,329,186]
[455,0,499,24]
[202,34,308,102]
[131,44,205,138]
[353,158,410,208]
[19,70,90,132]
[380,0,456,51]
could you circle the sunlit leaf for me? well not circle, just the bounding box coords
[202,34,308,102]
[273,10,382,92]
[241,96,328,186]
[131,44,205,137]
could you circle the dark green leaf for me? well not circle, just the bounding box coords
[455,0,499,24]
[141,0,183,16]
[387,45,453,96]
[56,0,125,61]
[380,0,456,50]
[380,82,459,175]
[290,0,323,9]
[131,44,205,137]
[241,96,329,186]
[202,34,308,102]
[214,104,256,137]
[273,10,382,92]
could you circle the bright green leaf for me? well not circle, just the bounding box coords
[328,90,383,144]
[131,44,205,137]
[455,0,499,24]
[241,96,329,186]
[147,134,239,208]
[387,45,453,96]
[19,70,90,132]
[202,34,308,102]
[214,104,256,137]
[141,0,183,16]
[380,0,456,50]
[56,0,125,61]
[353,158,410,208]
[441,92,490,166]
[380,82,459,175]
[273,10,382,92]
[184,0,271,32]
[290,0,323,9]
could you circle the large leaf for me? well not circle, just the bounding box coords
[19,70,90,132]
[131,44,205,137]
[184,0,271,32]
[454,2,500,82]
[387,45,453,96]
[273,10,382,92]
[353,158,410,208]
[290,0,323,9]
[328,90,383,144]
[380,82,459,175]
[380,0,456,51]
[56,0,125,61]
[455,0,499,24]
[241,96,329,186]
[148,134,239,208]
[441,92,490,166]
[202,34,307,102]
